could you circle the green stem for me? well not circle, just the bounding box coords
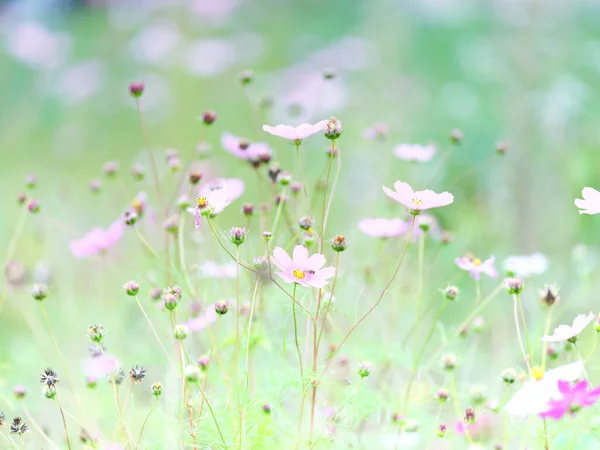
[137,397,158,447]
[412,232,426,351]
[541,307,554,370]
[194,381,227,448]
[0,206,27,312]
[54,395,71,450]
[515,293,532,365]
[512,294,532,374]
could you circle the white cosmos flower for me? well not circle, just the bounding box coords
[541,312,595,343]
[262,121,327,144]
[504,360,585,417]
[503,253,549,278]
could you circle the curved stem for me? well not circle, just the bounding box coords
[541,307,554,370]
[137,397,158,447]
[513,295,532,374]
[21,401,59,449]
[54,395,71,450]
[0,206,27,312]
[515,293,532,364]
[194,381,227,448]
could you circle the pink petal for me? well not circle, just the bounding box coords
[305,254,326,271]
[272,247,293,271]
[292,245,309,265]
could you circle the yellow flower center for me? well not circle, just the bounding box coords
[293,269,306,279]
[531,366,544,381]
[412,198,422,205]
[197,197,208,208]
[472,258,482,266]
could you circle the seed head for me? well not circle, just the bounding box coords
[540,285,559,307]
[215,300,229,316]
[501,368,517,384]
[323,117,343,140]
[87,325,105,343]
[504,277,524,295]
[331,235,347,252]
[39,368,59,387]
[110,368,126,385]
[443,285,459,300]
[464,408,476,424]
[13,385,26,400]
[31,283,48,301]
[202,110,217,125]
[357,361,372,378]
[123,280,140,296]
[151,382,163,396]
[10,417,28,435]
[229,227,247,246]
[26,199,40,213]
[129,82,144,98]
[184,364,202,382]
[173,324,190,340]
[129,366,146,383]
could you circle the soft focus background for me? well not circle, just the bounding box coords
[2,0,600,448]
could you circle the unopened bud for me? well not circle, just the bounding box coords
[239,70,254,85]
[27,199,40,213]
[173,324,190,340]
[449,128,463,144]
[123,210,138,226]
[129,82,144,98]
[103,161,119,177]
[357,362,372,378]
[442,353,457,371]
[197,355,210,371]
[435,388,450,403]
[123,280,139,296]
[202,110,217,125]
[444,285,459,300]
[13,385,26,400]
[242,203,254,217]
[25,174,37,189]
[31,283,48,301]
[323,117,343,140]
[437,424,447,438]
[229,227,247,246]
[184,364,202,382]
[215,300,229,316]
[496,141,508,155]
[151,382,163,396]
[504,277,524,295]
[189,171,203,185]
[131,163,145,181]
[501,368,517,384]
[464,407,475,424]
[331,235,347,252]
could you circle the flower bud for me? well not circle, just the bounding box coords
[470,386,487,406]
[177,195,190,210]
[472,316,486,333]
[131,163,145,181]
[290,182,302,195]
[123,210,138,226]
[540,285,559,307]
[173,324,190,340]
[44,385,56,399]
[149,288,162,301]
[357,361,372,378]
[437,424,447,438]
[25,174,37,189]
[298,216,313,231]
[464,407,475,425]
[277,171,292,186]
[17,193,27,205]
[202,110,217,125]
[168,156,182,172]
[87,325,105,343]
[449,128,463,144]
[504,277,524,295]
[27,199,40,213]
[31,283,48,301]
[435,388,450,403]
[123,280,139,296]
[331,235,347,252]
[89,179,101,193]
[215,300,229,316]
[13,385,26,400]
[151,382,163,396]
[405,420,419,433]
[323,117,343,140]
[184,364,202,382]
[496,141,508,155]
[262,232,272,241]
[229,227,247,246]
[239,70,254,85]
[323,68,336,80]
[129,82,144,98]
[441,353,457,371]
[242,203,254,217]
[197,355,210,372]
[443,286,459,300]
[189,171,203,185]
[546,344,559,361]
[103,161,119,177]
[501,368,517,384]
[162,293,178,311]
[262,403,272,414]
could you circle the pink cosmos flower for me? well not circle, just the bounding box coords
[455,413,493,440]
[575,187,600,214]
[540,380,600,420]
[83,354,120,380]
[362,123,389,141]
[393,144,436,162]
[382,181,453,214]
[455,255,498,280]
[190,178,245,229]
[262,121,327,144]
[221,133,272,164]
[69,220,125,258]
[271,245,335,288]
[186,306,218,332]
[198,261,237,278]
[357,218,409,238]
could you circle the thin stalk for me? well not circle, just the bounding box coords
[412,232,426,354]
[543,418,550,450]
[137,397,158,447]
[54,395,71,450]
[0,206,27,312]
[515,293,532,364]
[235,246,243,449]
[541,307,554,370]
[21,401,59,449]
[194,381,227,448]
[512,294,532,374]
[135,228,160,259]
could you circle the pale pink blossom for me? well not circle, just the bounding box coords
[357,218,409,238]
[190,178,245,229]
[362,123,389,141]
[541,312,595,343]
[221,133,272,163]
[271,245,335,288]
[503,253,549,277]
[69,220,125,258]
[575,187,600,214]
[393,144,436,162]
[505,361,585,417]
[455,255,498,280]
[198,261,237,278]
[186,306,218,332]
[83,355,120,380]
[262,121,327,144]
[540,380,600,420]
[382,181,453,214]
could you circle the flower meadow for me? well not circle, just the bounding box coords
[4,2,600,450]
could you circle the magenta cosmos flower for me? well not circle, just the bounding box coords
[271,245,335,288]
[357,218,409,238]
[69,220,125,258]
[393,144,436,162]
[262,121,326,144]
[575,187,600,214]
[540,380,600,420]
[221,133,272,164]
[455,254,498,280]
[382,181,453,215]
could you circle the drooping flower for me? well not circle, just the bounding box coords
[262,121,327,144]
[540,380,600,420]
[574,187,600,214]
[221,133,272,165]
[69,219,125,258]
[504,360,585,417]
[455,255,498,280]
[357,218,409,238]
[189,178,245,229]
[503,253,549,278]
[271,245,335,288]
[540,312,595,343]
[382,181,453,215]
[393,144,436,162]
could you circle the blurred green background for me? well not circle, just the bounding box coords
[2,0,600,448]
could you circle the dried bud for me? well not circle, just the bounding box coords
[129,82,144,98]
[123,210,138,226]
[540,285,559,307]
[449,128,463,144]
[39,368,59,387]
[13,385,26,400]
[268,163,281,184]
[435,388,450,403]
[24,174,37,189]
[331,235,347,252]
[31,283,48,301]
[443,286,459,301]
[215,300,229,316]
[87,325,104,343]
[131,163,145,181]
[151,382,163,396]
[441,353,457,371]
[323,117,343,140]
[173,324,190,340]
[239,70,254,85]
[26,199,40,213]
[298,216,313,231]
[184,364,202,382]
[504,277,524,295]
[229,227,247,246]
[202,110,217,125]
[357,361,372,378]
[123,280,140,296]
[129,366,146,383]
[464,408,475,424]
[496,141,508,155]
[501,368,517,384]
[103,161,119,177]
[242,203,254,217]
[186,171,202,185]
